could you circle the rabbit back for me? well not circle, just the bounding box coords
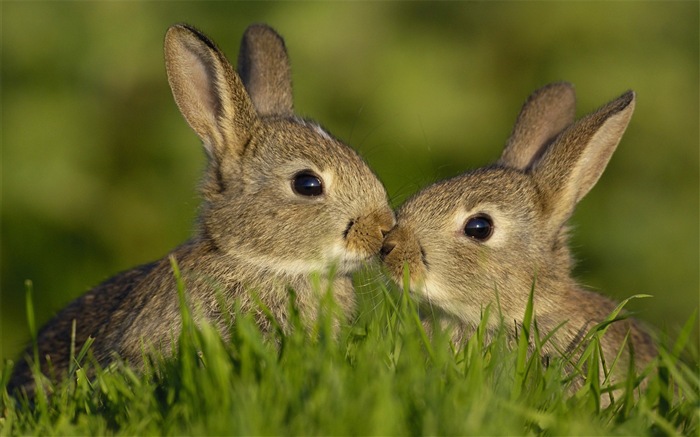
[7,261,157,394]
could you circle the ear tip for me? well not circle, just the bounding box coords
[244,22,277,33]
[542,81,576,95]
[549,81,576,90]
[615,90,636,113]
[243,22,284,42]
[166,23,194,38]
[164,25,187,56]
[165,23,217,51]
[533,81,577,107]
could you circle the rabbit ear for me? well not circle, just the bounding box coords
[532,91,636,226]
[498,82,576,170]
[237,24,294,117]
[164,24,257,164]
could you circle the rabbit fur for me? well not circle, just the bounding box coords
[381,83,656,386]
[9,23,395,395]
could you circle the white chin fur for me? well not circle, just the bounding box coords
[418,276,485,324]
[236,243,365,278]
[329,242,371,274]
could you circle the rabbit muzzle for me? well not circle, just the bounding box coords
[380,225,427,290]
[343,207,396,263]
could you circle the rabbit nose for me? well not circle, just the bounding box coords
[380,239,397,259]
[379,209,397,238]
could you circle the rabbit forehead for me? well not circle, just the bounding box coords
[455,167,537,209]
[251,119,381,186]
[399,167,537,229]
[252,118,352,163]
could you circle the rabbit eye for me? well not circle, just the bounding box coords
[464,214,493,241]
[292,171,323,197]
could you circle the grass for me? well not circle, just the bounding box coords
[1,265,698,435]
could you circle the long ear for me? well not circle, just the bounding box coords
[164,24,257,164]
[236,24,294,117]
[532,91,636,226]
[498,82,576,170]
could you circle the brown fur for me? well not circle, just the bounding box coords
[381,83,656,389]
[10,23,395,395]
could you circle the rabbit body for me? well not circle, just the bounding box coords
[10,23,394,394]
[382,83,656,385]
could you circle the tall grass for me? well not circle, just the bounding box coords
[1,266,698,435]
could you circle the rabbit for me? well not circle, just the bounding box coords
[9,23,395,396]
[380,82,656,390]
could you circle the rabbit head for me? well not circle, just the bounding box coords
[165,24,395,279]
[381,83,637,330]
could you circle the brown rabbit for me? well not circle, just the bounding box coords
[381,83,656,389]
[9,23,395,395]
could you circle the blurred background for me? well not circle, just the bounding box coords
[2,2,698,362]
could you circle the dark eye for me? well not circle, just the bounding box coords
[464,214,493,241]
[292,171,323,197]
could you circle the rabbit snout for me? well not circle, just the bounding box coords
[344,207,396,259]
[380,225,427,286]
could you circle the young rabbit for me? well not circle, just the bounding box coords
[9,23,395,395]
[381,83,656,387]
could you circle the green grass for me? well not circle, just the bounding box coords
[1,267,698,435]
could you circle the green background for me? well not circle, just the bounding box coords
[2,2,698,362]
